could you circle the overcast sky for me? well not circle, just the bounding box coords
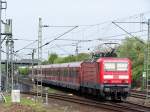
[3,0,150,59]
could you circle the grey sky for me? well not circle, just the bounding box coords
[3,0,150,59]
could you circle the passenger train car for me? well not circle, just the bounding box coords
[31,58,132,100]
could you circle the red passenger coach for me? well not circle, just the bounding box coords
[40,62,81,90]
[32,57,132,100]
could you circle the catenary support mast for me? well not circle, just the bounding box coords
[0,0,7,102]
[37,17,43,101]
[146,19,150,101]
[5,19,14,92]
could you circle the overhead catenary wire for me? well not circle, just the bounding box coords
[15,40,38,53]
[55,44,72,55]
[56,39,93,42]
[40,26,78,49]
[9,11,149,60]
[112,22,145,44]
[96,30,147,40]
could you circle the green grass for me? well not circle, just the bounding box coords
[48,88,59,93]
[3,95,47,112]
[4,95,35,106]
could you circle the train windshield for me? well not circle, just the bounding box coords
[104,62,128,71]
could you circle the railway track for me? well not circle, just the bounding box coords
[19,78,150,111]
[19,77,148,99]
[24,92,150,112]
[130,90,147,99]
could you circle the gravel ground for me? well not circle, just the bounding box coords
[127,96,150,107]
[0,94,115,112]
[44,97,115,112]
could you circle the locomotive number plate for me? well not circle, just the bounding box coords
[113,75,119,79]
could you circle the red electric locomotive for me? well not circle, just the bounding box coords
[32,57,132,100]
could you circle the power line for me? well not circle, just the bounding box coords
[112,22,146,44]
[96,30,147,40]
[56,39,93,42]
[40,26,78,48]
[68,11,150,27]
[43,25,78,27]
[55,44,72,55]
[15,40,38,53]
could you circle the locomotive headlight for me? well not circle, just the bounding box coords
[104,88,110,92]
[104,80,109,83]
[122,80,128,83]
[124,88,129,92]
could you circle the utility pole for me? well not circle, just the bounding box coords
[0,0,7,102]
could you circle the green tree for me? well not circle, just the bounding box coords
[117,37,145,87]
[54,57,64,63]
[18,67,29,76]
[76,53,90,61]
[48,53,58,64]
[42,60,48,65]
[53,53,90,63]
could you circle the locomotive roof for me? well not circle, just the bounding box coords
[97,57,130,62]
[34,61,82,69]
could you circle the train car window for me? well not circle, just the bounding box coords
[64,68,68,77]
[63,68,65,77]
[49,69,51,76]
[57,69,60,76]
[53,69,55,76]
[50,69,53,76]
[52,69,54,76]
[76,69,79,77]
[70,68,72,77]
[72,68,76,77]
[55,69,57,76]
[68,68,71,77]
[63,68,66,77]
[59,69,62,76]
[71,68,74,77]
[50,68,53,76]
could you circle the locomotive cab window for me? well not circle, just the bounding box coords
[104,62,115,71]
[104,62,128,71]
[117,62,128,71]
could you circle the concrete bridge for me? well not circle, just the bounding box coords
[1,59,38,65]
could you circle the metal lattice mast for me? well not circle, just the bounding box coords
[143,49,147,89]
[32,49,35,82]
[0,0,7,102]
[146,19,150,100]
[37,17,43,100]
[5,19,14,92]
